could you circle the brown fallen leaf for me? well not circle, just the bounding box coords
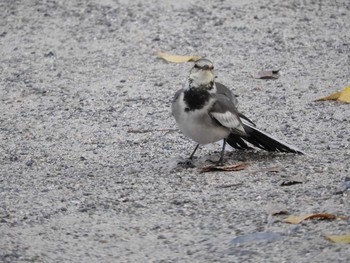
[252,70,280,79]
[315,86,350,103]
[156,50,202,63]
[325,234,350,244]
[284,213,348,224]
[199,162,249,173]
[280,175,304,186]
[267,204,289,216]
[271,210,289,216]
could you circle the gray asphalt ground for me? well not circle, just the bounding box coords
[1,0,350,262]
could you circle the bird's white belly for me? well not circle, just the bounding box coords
[177,110,230,144]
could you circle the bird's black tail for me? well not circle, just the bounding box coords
[227,121,304,154]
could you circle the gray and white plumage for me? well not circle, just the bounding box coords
[171,58,303,163]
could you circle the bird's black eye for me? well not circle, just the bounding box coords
[194,64,199,69]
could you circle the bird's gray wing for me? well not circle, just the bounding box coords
[209,94,246,136]
[238,112,256,126]
[216,82,256,126]
[215,83,302,153]
[215,82,238,105]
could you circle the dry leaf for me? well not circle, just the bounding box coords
[338,86,350,102]
[271,210,289,216]
[199,162,249,173]
[316,86,350,103]
[156,50,202,63]
[252,70,280,79]
[284,213,348,224]
[325,234,350,244]
[280,175,304,186]
[317,91,342,101]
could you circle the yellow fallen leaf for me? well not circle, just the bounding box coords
[156,50,202,63]
[325,234,350,244]
[284,213,348,224]
[316,86,350,103]
[338,86,350,102]
[316,91,342,101]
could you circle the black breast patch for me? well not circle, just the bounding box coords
[183,88,211,111]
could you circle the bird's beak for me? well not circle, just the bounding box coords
[202,69,214,77]
[198,69,216,84]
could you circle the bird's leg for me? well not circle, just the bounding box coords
[183,144,200,167]
[216,139,226,166]
[189,144,200,160]
[178,144,199,168]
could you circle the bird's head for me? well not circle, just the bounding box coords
[189,59,216,89]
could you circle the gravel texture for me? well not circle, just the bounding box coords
[1,0,349,262]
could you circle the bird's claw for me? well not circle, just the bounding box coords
[215,159,225,166]
[178,159,195,168]
[209,158,225,166]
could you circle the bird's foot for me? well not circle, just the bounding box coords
[209,158,225,166]
[215,159,225,166]
[177,159,195,168]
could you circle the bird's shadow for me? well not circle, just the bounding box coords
[225,150,291,163]
[175,149,298,169]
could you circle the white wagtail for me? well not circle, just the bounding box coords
[172,58,303,165]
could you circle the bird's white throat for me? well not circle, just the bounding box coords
[189,70,216,88]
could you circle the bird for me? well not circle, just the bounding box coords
[171,58,303,166]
